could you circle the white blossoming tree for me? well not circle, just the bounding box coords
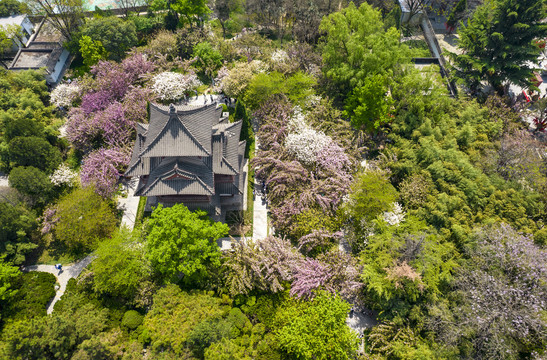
[50,83,80,108]
[383,202,406,226]
[49,164,78,187]
[151,71,202,102]
[285,127,332,165]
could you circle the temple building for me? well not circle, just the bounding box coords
[125,102,247,221]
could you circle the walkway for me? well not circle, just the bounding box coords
[23,255,95,314]
[0,172,7,187]
[252,179,269,241]
[118,177,140,230]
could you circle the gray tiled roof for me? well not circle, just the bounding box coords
[126,103,247,208]
[125,123,149,176]
[135,158,214,197]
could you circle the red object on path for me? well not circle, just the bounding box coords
[523,90,531,102]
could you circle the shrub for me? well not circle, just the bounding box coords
[122,310,144,330]
[6,271,56,321]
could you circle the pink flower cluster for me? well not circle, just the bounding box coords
[65,53,156,197]
[80,147,131,198]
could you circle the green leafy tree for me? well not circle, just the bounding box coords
[319,2,410,130]
[342,170,398,252]
[78,35,107,68]
[445,0,467,31]
[51,186,118,255]
[0,199,37,264]
[8,166,52,207]
[1,110,45,142]
[450,0,547,93]
[8,136,61,173]
[145,204,228,284]
[244,71,316,111]
[360,217,458,315]
[193,41,223,79]
[214,0,243,39]
[273,291,359,360]
[170,0,210,28]
[0,260,19,304]
[0,0,29,16]
[80,16,137,61]
[91,228,151,304]
[1,299,110,359]
[2,271,56,322]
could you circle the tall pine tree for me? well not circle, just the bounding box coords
[450,0,547,94]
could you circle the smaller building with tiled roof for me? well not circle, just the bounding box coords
[125,102,247,221]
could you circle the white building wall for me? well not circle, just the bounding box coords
[49,49,69,84]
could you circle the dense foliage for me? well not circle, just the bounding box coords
[1,1,547,359]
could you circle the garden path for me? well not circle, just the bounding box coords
[252,179,268,241]
[23,255,95,314]
[118,177,140,230]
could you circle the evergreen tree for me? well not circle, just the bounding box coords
[233,101,253,158]
[451,0,547,94]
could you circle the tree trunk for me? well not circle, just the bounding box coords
[219,19,226,39]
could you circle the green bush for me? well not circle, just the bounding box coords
[122,310,144,330]
[5,271,56,321]
[533,227,547,246]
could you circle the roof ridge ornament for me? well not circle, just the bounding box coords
[169,103,176,115]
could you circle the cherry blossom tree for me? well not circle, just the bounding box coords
[80,147,131,198]
[151,71,202,102]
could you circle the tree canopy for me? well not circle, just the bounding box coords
[450,0,547,93]
[145,204,229,284]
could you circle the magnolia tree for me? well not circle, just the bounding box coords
[151,71,201,102]
[383,202,406,226]
[50,83,80,108]
[49,164,78,187]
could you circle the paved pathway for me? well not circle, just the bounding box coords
[23,255,95,314]
[252,177,268,241]
[118,178,140,230]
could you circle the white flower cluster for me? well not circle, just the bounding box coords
[287,106,306,131]
[383,202,406,226]
[212,66,229,93]
[49,164,78,187]
[50,83,80,108]
[151,71,202,101]
[270,49,288,64]
[286,127,332,165]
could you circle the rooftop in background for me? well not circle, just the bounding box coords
[0,14,27,27]
[82,0,147,11]
[33,20,65,43]
[9,18,70,85]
